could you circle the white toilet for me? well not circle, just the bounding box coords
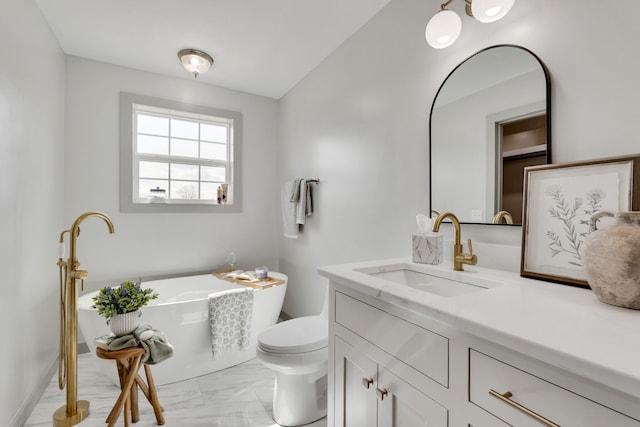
[256,292,328,426]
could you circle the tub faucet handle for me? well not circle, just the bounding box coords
[70,269,88,290]
[71,269,88,280]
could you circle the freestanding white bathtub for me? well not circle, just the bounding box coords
[77,272,287,386]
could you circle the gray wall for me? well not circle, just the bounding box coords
[0,1,65,425]
[64,56,280,286]
[278,0,640,317]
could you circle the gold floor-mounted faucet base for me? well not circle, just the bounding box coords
[53,400,89,427]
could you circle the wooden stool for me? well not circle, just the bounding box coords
[96,346,165,426]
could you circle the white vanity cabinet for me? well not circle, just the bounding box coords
[323,263,640,427]
[334,336,447,426]
[331,290,448,426]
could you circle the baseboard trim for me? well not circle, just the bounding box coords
[9,356,58,427]
[78,342,89,354]
[10,342,89,427]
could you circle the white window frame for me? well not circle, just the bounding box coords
[120,92,242,213]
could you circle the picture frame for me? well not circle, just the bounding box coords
[521,154,640,287]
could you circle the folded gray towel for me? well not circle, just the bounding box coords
[290,178,302,202]
[296,179,307,225]
[305,180,314,217]
[107,324,174,365]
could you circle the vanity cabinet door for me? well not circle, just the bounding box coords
[334,337,378,427]
[377,366,448,427]
[334,336,448,427]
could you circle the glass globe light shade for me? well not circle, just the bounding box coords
[425,10,462,49]
[471,0,515,23]
[178,49,213,78]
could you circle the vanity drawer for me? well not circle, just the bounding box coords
[469,349,640,426]
[335,291,448,387]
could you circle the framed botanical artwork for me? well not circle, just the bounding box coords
[521,154,640,287]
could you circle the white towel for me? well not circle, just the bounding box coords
[282,180,299,238]
[208,288,254,359]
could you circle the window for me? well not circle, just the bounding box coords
[120,93,242,213]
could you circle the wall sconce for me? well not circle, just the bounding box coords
[425,0,515,49]
[177,48,214,78]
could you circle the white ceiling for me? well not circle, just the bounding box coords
[35,0,392,99]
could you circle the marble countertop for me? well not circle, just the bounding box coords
[318,258,640,400]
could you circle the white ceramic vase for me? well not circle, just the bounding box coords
[109,310,141,336]
[583,211,640,309]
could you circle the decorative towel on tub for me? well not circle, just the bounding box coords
[208,288,254,359]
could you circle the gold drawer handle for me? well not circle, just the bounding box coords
[489,389,561,427]
[362,377,373,389]
[376,387,388,400]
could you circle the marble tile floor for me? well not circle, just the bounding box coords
[25,353,327,427]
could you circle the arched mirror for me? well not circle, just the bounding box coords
[429,45,551,225]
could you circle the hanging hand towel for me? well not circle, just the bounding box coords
[290,178,302,202]
[296,179,307,225]
[208,288,254,359]
[305,180,314,218]
[282,180,299,238]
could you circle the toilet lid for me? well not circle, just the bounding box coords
[258,316,328,354]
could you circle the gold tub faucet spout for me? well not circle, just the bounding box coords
[68,212,114,282]
[432,212,477,271]
[69,211,115,264]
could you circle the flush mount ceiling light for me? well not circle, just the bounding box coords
[177,48,214,78]
[425,0,515,49]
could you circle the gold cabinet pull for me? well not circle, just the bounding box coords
[361,377,373,389]
[489,389,561,427]
[376,387,388,400]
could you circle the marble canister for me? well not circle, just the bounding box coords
[584,211,640,309]
[412,233,443,265]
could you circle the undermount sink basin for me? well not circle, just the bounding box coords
[355,264,502,297]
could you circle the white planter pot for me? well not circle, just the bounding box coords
[109,310,141,336]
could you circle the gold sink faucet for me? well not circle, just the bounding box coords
[432,212,477,271]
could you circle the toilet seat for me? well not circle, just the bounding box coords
[258,316,327,354]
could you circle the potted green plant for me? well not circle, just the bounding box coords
[92,280,158,336]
